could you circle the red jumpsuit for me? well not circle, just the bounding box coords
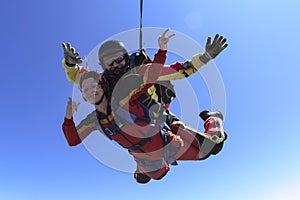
[62,50,225,180]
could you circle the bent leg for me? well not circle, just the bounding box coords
[169,115,226,161]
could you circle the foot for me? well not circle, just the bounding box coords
[199,110,223,121]
[200,110,226,144]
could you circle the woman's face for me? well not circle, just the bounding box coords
[81,77,104,104]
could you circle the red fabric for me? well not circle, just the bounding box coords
[137,49,186,79]
[152,49,167,64]
[61,49,215,181]
[62,117,82,146]
[170,125,202,160]
[138,62,184,78]
[204,117,218,136]
[106,51,170,179]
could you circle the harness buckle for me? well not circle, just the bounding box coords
[104,128,116,136]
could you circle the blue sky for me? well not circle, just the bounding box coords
[1,0,300,199]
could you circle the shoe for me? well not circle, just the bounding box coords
[210,132,227,155]
[199,110,223,121]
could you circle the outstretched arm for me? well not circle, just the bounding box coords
[139,34,229,81]
[118,29,173,105]
[62,98,82,146]
[61,43,88,84]
[62,98,97,146]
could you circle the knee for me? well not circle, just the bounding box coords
[210,132,227,155]
[170,120,186,133]
[196,134,227,159]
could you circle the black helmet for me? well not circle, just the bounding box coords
[98,40,129,69]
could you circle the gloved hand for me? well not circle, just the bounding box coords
[200,34,228,64]
[62,42,83,66]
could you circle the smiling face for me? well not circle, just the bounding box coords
[81,77,104,104]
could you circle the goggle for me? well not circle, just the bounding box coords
[106,55,125,66]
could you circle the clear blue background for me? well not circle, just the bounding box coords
[1,0,300,199]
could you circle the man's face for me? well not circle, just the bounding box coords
[102,51,126,71]
[81,78,104,104]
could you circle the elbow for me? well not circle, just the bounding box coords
[68,141,80,147]
[66,138,81,146]
[63,132,82,146]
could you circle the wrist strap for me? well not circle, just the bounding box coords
[199,52,212,64]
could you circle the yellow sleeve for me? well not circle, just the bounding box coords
[156,52,206,81]
[190,52,206,71]
[62,59,82,85]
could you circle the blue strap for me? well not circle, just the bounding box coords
[160,125,178,166]
[114,105,151,125]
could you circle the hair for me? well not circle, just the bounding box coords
[79,71,101,90]
[78,71,111,102]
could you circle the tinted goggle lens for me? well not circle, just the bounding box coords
[107,55,125,66]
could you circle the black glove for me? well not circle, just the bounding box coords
[62,42,83,66]
[200,34,228,64]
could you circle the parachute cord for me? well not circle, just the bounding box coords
[139,0,143,50]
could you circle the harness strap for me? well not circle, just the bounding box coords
[103,103,160,149]
[114,104,151,125]
[110,107,178,168]
[128,136,151,152]
[103,122,121,137]
[160,125,178,165]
